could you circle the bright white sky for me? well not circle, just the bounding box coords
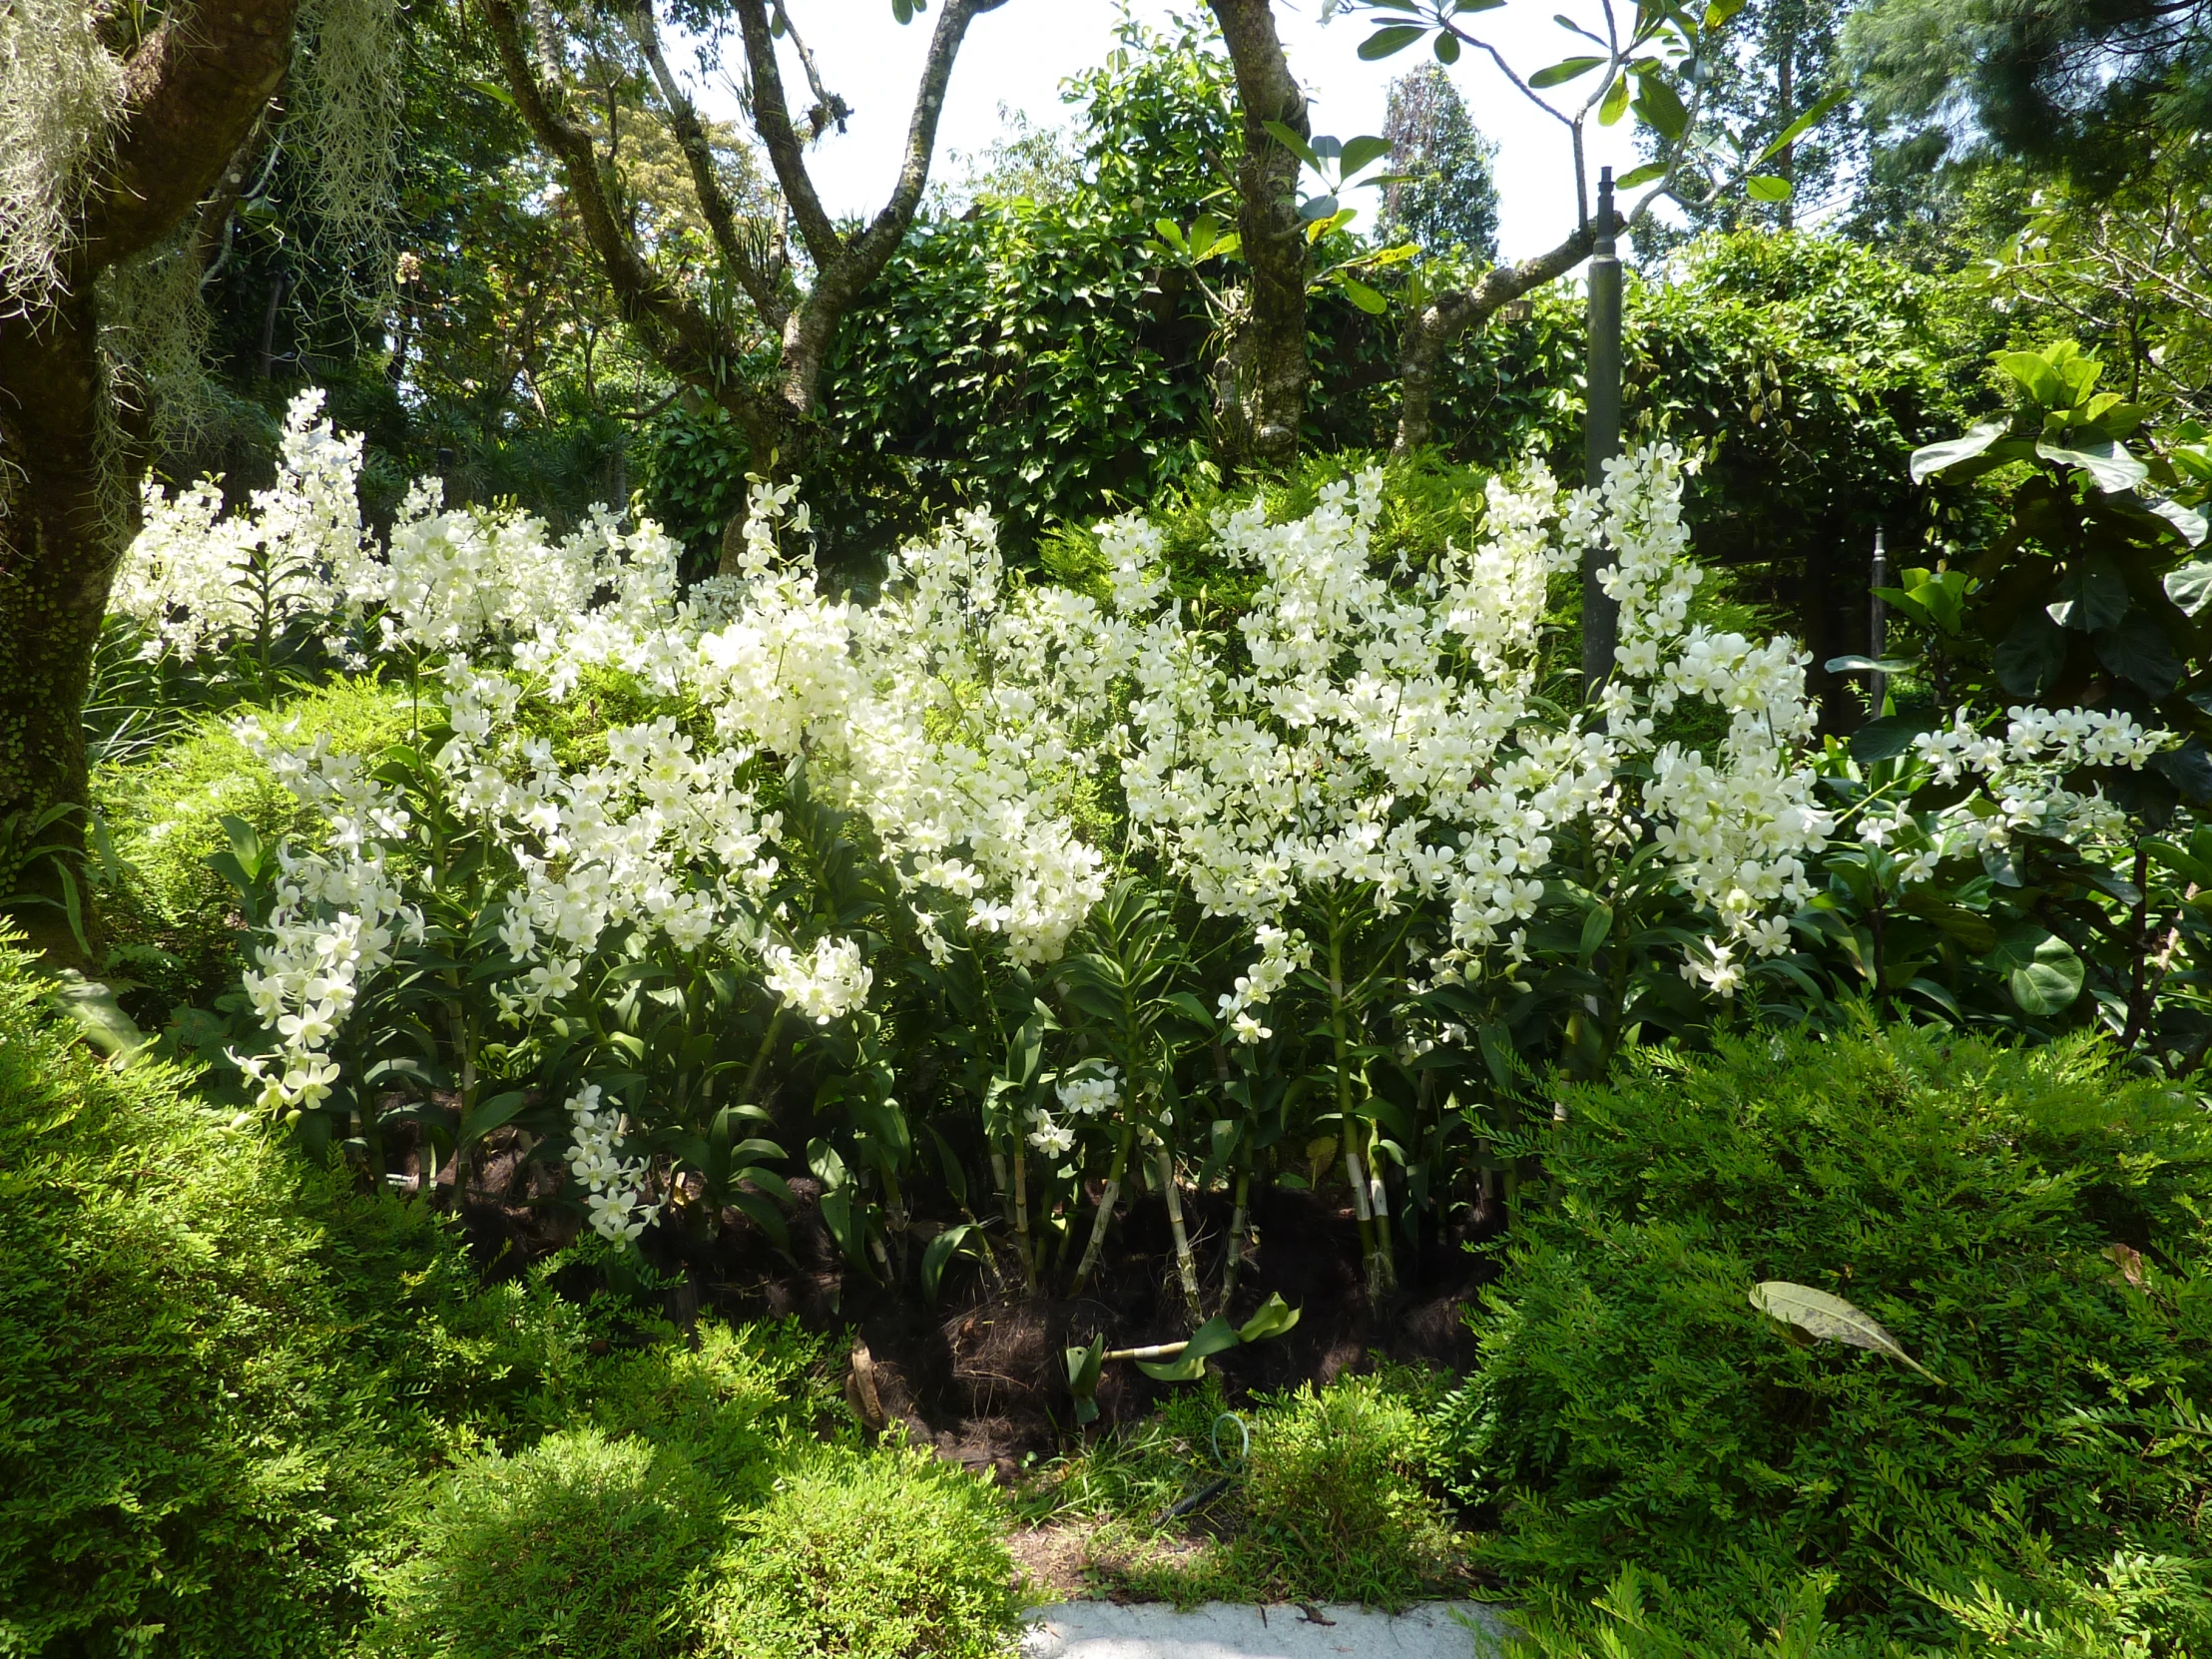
[684,1,1654,264]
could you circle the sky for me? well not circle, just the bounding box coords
[682,2,1656,264]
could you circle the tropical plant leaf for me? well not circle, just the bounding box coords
[2037,436,2149,494]
[1237,1292,1301,1344]
[1749,1281,1937,1381]
[1910,421,2008,483]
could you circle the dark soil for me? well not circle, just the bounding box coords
[407,1121,1502,1476]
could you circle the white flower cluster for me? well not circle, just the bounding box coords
[565,1084,661,1241]
[228,727,423,1113]
[763,935,873,1024]
[111,390,364,660]
[1872,705,2168,873]
[1026,1064,1120,1171]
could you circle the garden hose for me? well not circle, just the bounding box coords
[1153,1410,1250,1525]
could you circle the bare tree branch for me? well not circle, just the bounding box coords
[479,0,785,444]
[622,0,789,331]
[769,0,850,135]
[1390,219,1609,458]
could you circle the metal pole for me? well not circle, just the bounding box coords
[1582,168,1622,703]
[1869,527,1890,715]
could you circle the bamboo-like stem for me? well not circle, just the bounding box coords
[1365,1120,1397,1294]
[1069,1127,1132,1297]
[1221,1167,1251,1308]
[1104,1339,1190,1363]
[1328,914,1381,1281]
[1012,1145,1037,1291]
[1158,1142,1204,1321]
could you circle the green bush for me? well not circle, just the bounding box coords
[94,676,418,1009]
[362,1426,726,1659]
[0,931,477,1657]
[701,1441,1022,1659]
[1231,1374,1463,1608]
[1454,1019,2212,1653]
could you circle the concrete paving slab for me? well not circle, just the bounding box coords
[1020,1600,1516,1659]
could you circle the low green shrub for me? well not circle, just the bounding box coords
[361,1427,726,1659]
[0,930,476,1657]
[1231,1373,1463,1608]
[1018,1371,1463,1609]
[1452,1019,2212,1654]
[93,676,418,1009]
[702,1440,1022,1659]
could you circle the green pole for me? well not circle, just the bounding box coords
[1582,167,1622,704]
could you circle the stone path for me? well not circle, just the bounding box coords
[1020,1600,1516,1658]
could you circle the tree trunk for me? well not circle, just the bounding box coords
[1207,0,1311,471]
[0,301,124,965]
[0,0,300,966]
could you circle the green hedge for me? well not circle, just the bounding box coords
[0,931,482,1656]
[1454,1020,2212,1655]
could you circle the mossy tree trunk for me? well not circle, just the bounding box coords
[0,0,301,966]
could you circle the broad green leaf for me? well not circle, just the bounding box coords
[2094,614,2183,698]
[1749,1281,1937,1381]
[2158,566,2212,623]
[1745,175,1793,203]
[1137,1314,1242,1382]
[2152,498,2210,546]
[1340,276,1388,314]
[1599,72,1632,125]
[1358,24,1424,60]
[1703,0,1748,26]
[1299,193,1343,224]
[1993,610,2066,698]
[1753,88,1850,165]
[2037,436,2149,494]
[1152,219,1187,253]
[1996,349,2064,406]
[1990,926,2084,1016]
[1262,119,1323,173]
[2048,559,2129,632]
[1528,54,1607,88]
[1434,29,1460,63]
[1850,713,1941,764]
[1632,76,1689,142]
[1237,1292,1302,1344]
[49,971,149,1066]
[1615,159,1669,188]
[1066,1334,1105,1424]
[1339,134,1392,177]
[1909,421,2008,483]
[458,1088,529,1147]
[921,1223,985,1307]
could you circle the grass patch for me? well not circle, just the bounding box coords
[1016,1372,1467,1610]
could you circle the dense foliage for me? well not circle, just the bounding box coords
[1456,1019,2212,1653]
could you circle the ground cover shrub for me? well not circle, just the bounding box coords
[700,1441,1022,1659]
[1019,1371,1463,1609]
[1450,1019,2212,1653]
[0,929,479,1657]
[361,1426,726,1659]
[92,675,417,1011]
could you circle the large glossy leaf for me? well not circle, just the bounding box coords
[1850,712,1940,763]
[2037,436,2148,494]
[1745,175,1792,203]
[2093,614,2184,698]
[1358,24,1423,60]
[1910,422,2008,483]
[1339,134,1392,176]
[1993,610,2066,697]
[1749,1282,1936,1381]
[1237,1292,1301,1344]
[2048,560,2130,632]
[2151,498,2210,546]
[1993,927,2085,1016]
[2165,560,2212,615]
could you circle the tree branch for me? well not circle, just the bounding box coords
[1390,219,1608,458]
[74,0,302,279]
[733,0,845,271]
[623,0,790,331]
[479,0,785,444]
